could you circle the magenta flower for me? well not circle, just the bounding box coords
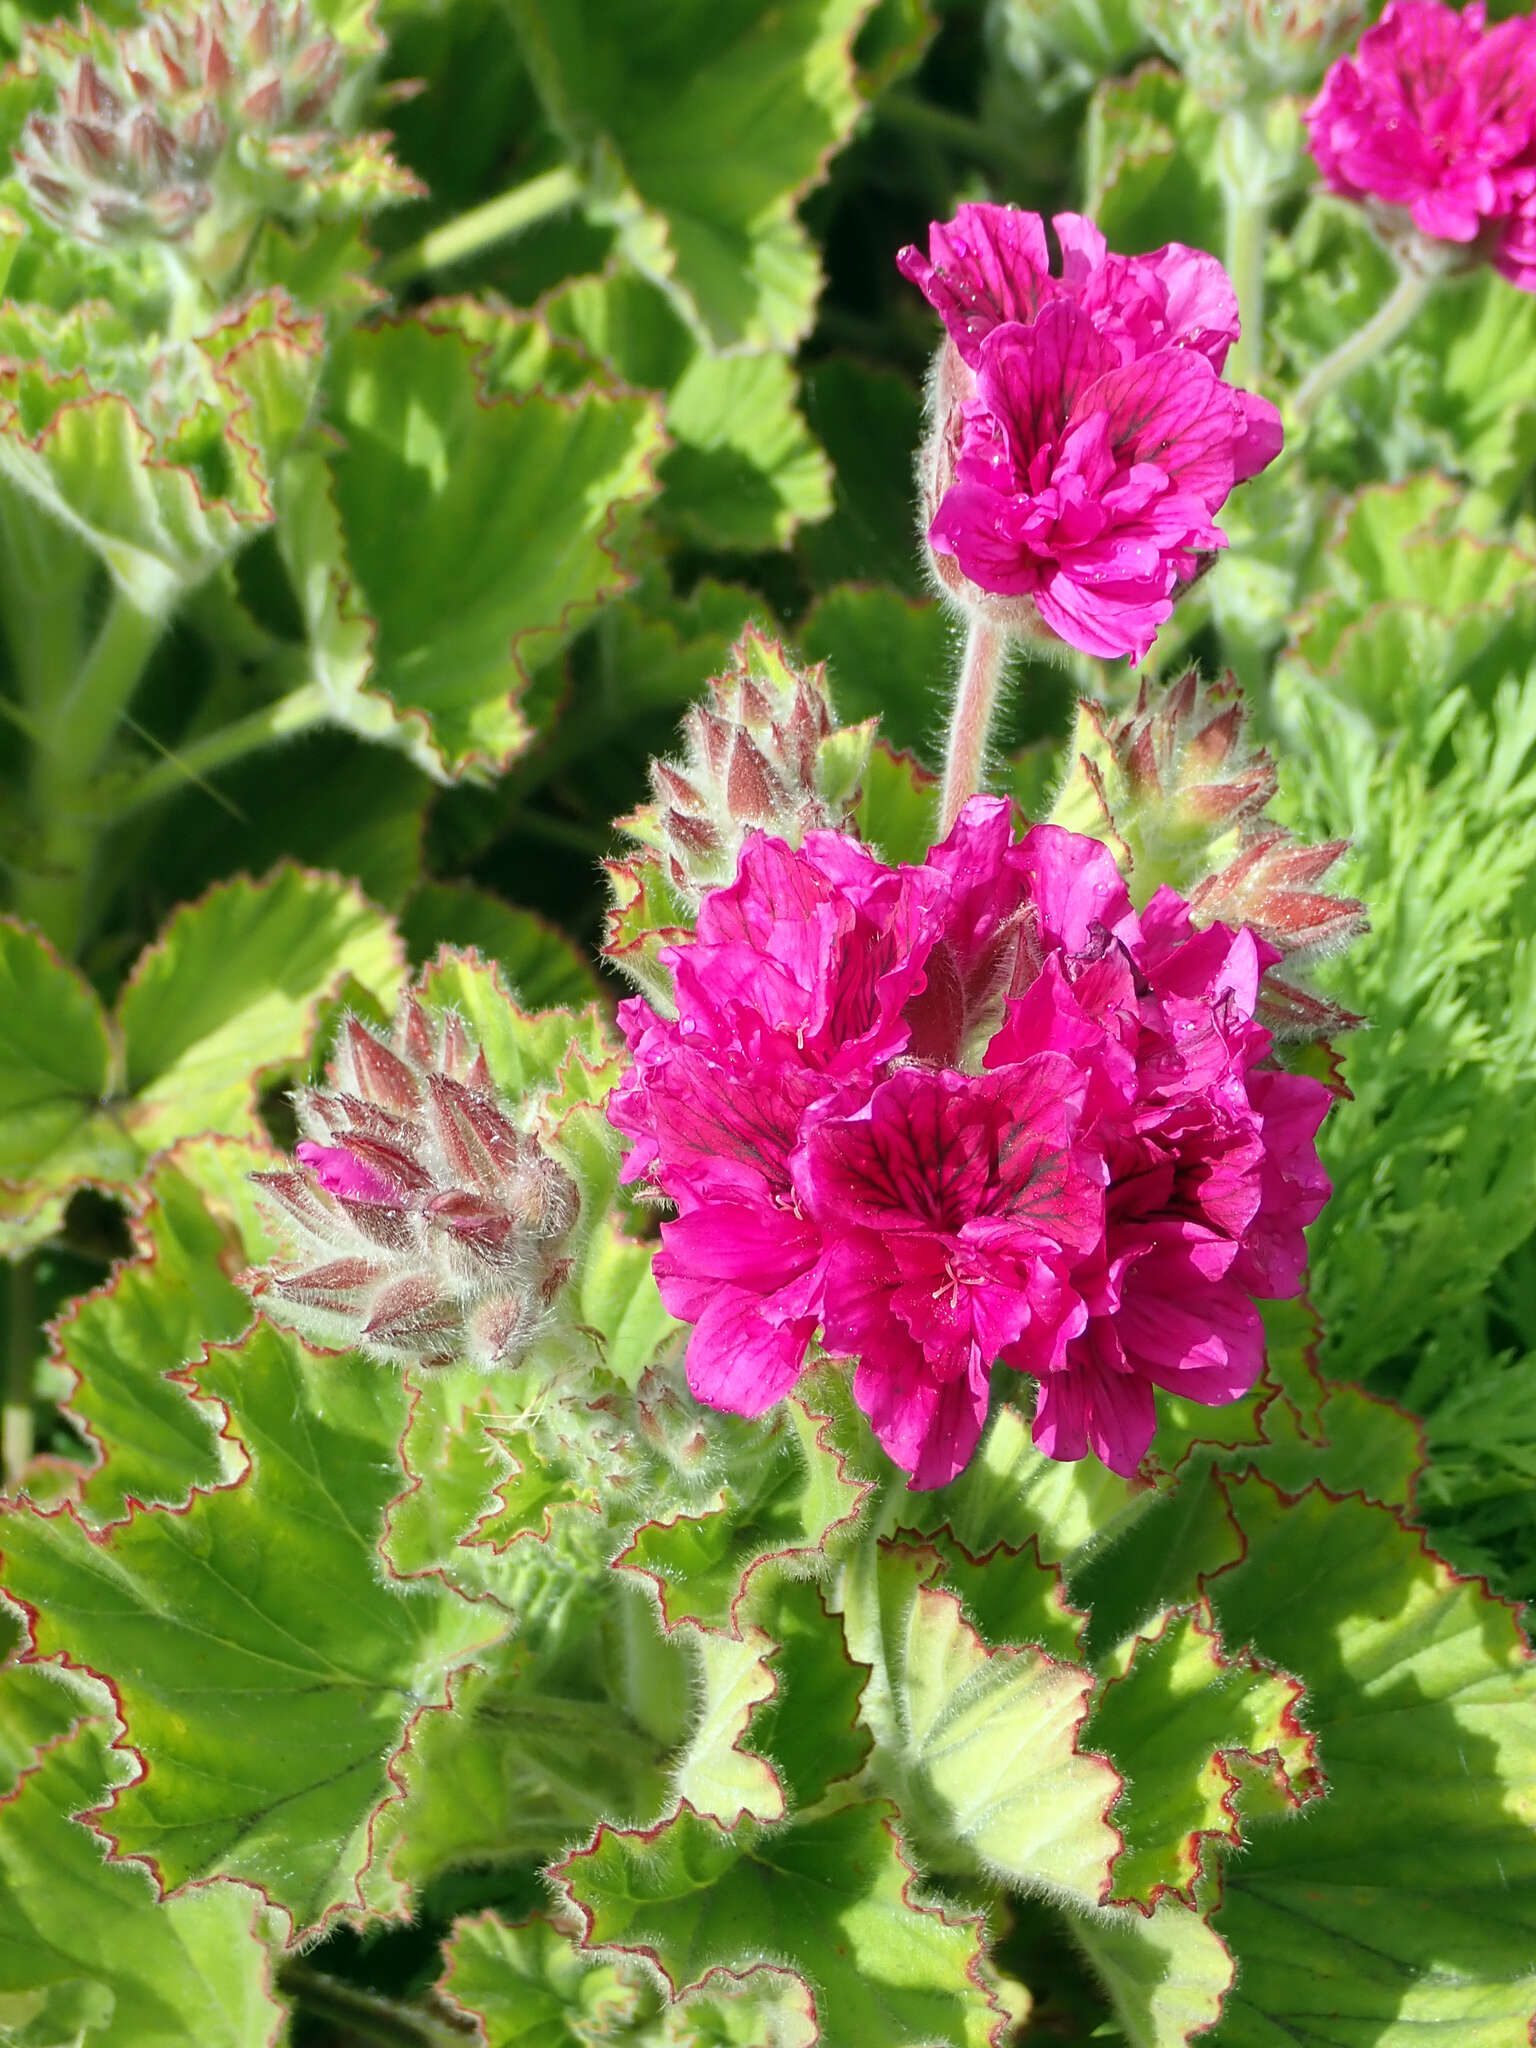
[612,797,1333,1485]
[897,205,1282,664]
[1305,1,1536,290]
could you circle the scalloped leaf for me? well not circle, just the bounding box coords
[1087,1605,1320,1911]
[409,949,613,1102]
[0,300,321,614]
[616,1393,872,1634]
[117,867,406,1153]
[509,0,879,351]
[1199,1477,1536,2046]
[313,314,666,777]
[0,920,122,1204]
[53,1151,268,1525]
[675,1574,871,1826]
[400,884,603,1011]
[539,272,832,552]
[1070,1895,1233,2048]
[0,1665,283,2047]
[440,1910,655,2045]
[0,873,403,1224]
[847,1541,1121,1908]
[0,1321,503,1932]
[556,1798,1007,2047]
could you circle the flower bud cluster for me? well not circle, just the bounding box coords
[254,999,580,1368]
[1143,0,1370,106]
[14,0,385,248]
[623,628,874,909]
[1056,669,1366,1037]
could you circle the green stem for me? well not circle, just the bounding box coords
[380,164,584,288]
[3,1257,38,1492]
[276,1962,471,2047]
[13,589,165,954]
[1291,265,1435,428]
[1223,183,1268,391]
[938,618,1010,838]
[102,680,333,823]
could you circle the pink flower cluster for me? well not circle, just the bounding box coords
[1306,0,1536,291]
[897,206,1282,664]
[610,799,1331,1487]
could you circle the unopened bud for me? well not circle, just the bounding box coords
[616,626,876,913]
[253,996,581,1368]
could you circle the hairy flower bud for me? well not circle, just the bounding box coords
[13,0,408,250]
[1052,669,1366,1037]
[252,999,580,1368]
[1142,0,1370,105]
[619,627,875,908]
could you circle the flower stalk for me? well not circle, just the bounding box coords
[379,162,583,287]
[1291,263,1435,426]
[938,618,1010,836]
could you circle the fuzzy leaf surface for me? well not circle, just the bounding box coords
[0,1666,283,2047]
[320,316,666,776]
[558,1799,1005,2047]
[508,0,877,350]
[1202,1478,1536,2045]
[0,1321,502,1931]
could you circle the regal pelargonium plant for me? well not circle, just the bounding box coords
[3,74,1536,2048]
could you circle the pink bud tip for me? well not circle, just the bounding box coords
[295,1141,401,1206]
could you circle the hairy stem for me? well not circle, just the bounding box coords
[381,164,583,287]
[938,619,1010,838]
[1218,107,1271,389]
[1223,187,1268,391]
[1291,265,1435,427]
[13,589,165,954]
[103,679,333,823]
[3,1257,38,1492]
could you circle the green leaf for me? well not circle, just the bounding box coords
[556,1798,1007,2047]
[440,1912,655,2047]
[1083,64,1223,261]
[800,587,951,761]
[0,1321,503,1931]
[847,1541,1121,1906]
[0,920,122,1215]
[315,313,667,776]
[853,740,939,865]
[797,359,926,595]
[509,0,879,351]
[116,866,406,1154]
[1201,1477,1536,2045]
[0,299,322,613]
[54,1151,268,1525]
[400,884,602,1012]
[0,1665,283,2047]
[1069,1896,1233,2048]
[541,274,832,552]
[675,1574,872,1825]
[1086,1606,1320,1911]
[135,728,435,919]
[616,1394,872,1633]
